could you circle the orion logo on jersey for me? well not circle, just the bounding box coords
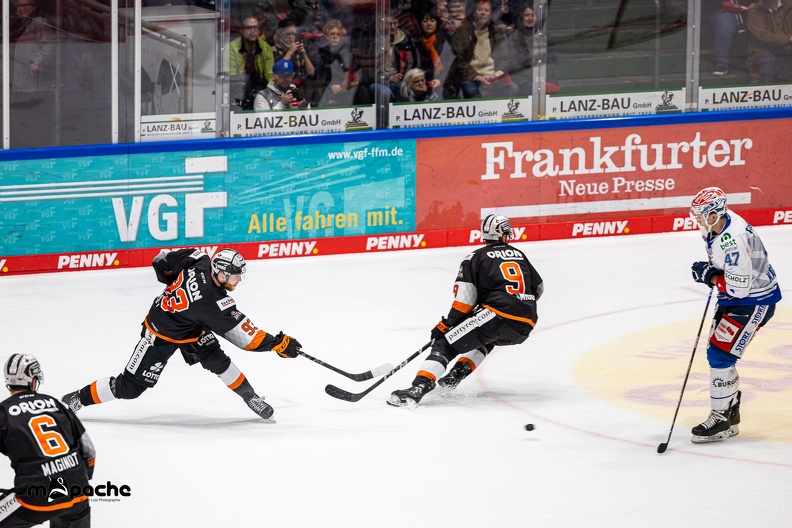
[185,268,203,302]
[7,397,58,416]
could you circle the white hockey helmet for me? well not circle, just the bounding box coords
[690,187,727,228]
[481,214,513,242]
[211,249,247,282]
[4,353,44,391]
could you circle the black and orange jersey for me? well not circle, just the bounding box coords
[146,248,282,352]
[0,391,94,509]
[446,242,543,329]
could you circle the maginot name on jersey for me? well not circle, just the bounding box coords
[41,452,80,477]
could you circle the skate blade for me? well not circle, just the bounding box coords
[386,395,417,408]
[260,418,277,424]
[729,424,739,437]
[691,430,730,443]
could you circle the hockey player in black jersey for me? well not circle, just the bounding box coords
[1,354,95,528]
[62,248,302,421]
[388,214,543,407]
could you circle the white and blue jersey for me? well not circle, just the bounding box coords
[702,211,781,307]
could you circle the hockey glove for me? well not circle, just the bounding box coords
[431,319,450,341]
[691,261,720,286]
[272,332,301,358]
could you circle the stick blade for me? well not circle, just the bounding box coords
[325,384,363,402]
[657,443,668,454]
[369,363,394,378]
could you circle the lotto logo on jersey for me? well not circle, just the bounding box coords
[571,221,629,237]
[57,253,119,269]
[365,234,425,251]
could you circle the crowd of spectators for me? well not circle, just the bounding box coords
[229,0,560,110]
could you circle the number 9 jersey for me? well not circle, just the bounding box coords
[447,241,544,332]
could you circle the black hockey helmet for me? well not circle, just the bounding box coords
[4,353,44,391]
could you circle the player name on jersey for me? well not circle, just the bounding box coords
[41,452,81,477]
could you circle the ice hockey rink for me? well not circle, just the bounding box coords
[1,225,791,527]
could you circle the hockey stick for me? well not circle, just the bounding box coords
[325,341,433,402]
[298,351,393,382]
[657,288,714,454]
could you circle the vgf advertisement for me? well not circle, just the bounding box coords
[0,140,416,266]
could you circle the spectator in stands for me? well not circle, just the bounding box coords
[253,0,280,45]
[10,0,54,93]
[507,3,559,96]
[400,68,441,101]
[711,1,754,76]
[254,59,310,110]
[448,0,516,99]
[308,19,359,107]
[371,14,418,103]
[230,16,274,109]
[273,18,316,83]
[414,9,448,87]
[746,0,792,83]
[446,0,467,35]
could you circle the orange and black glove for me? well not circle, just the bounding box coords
[272,332,302,358]
[430,318,450,342]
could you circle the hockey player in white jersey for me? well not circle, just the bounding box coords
[689,187,781,443]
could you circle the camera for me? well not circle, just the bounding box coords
[288,84,305,102]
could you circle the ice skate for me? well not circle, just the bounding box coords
[437,362,472,392]
[387,379,436,408]
[245,395,274,421]
[729,391,741,437]
[61,391,82,413]
[691,410,730,443]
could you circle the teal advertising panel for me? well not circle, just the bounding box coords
[0,140,416,256]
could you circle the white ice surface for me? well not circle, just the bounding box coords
[1,227,791,527]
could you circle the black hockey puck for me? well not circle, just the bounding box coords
[524,424,535,431]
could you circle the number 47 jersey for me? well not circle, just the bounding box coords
[450,242,544,329]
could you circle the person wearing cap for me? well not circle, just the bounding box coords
[1,354,95,527]
[254,59,310,110]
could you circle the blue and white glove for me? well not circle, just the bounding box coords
[691,261,719,286]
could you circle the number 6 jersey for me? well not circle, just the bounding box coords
[0,391,95,509]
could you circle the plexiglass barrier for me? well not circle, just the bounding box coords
[2,0,792,148]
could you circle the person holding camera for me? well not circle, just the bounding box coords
[273,18,315,83]
[254,59,310,110]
